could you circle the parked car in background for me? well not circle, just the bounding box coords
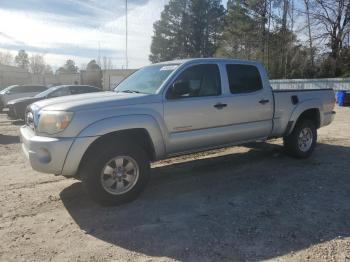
[0,85,47,111]
[7,85,101,119]
[20,58,335,206]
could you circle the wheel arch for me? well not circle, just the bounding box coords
[296,108,321,128]
[76,128,156,178]
[285,100,322,136]
[61,115,166,178]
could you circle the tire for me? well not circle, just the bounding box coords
[283,119,317,158]
[81,139,150,206]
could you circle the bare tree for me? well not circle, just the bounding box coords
[29,55,46,75]
[304,0,315,66]
[310,0,350,59]
[102,56,113,70]
[0,51,14,65]
[44,65,53,75]
[266,0,272,71]
[281,0,290,78]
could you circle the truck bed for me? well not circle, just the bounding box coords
[271,88,335,137]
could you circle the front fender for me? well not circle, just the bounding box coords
[60,114,166,177]
[286,99,323,136]
[78,114,166,158]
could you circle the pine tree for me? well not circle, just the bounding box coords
[216,0,257,59]
[149,0,225,63]
[149,0,190,63]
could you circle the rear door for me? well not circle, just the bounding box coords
[218,63,274,142]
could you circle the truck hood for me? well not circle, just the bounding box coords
[32,91,159,112]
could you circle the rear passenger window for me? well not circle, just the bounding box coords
[36,86,47,92]
[21,87,31,93]
[226,64,263,94]
[25,86,43,92]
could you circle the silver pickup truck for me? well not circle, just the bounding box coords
[20,58,335,205]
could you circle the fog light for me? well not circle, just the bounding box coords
[37,148,51,164]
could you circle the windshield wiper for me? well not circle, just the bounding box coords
[118,89,141,94]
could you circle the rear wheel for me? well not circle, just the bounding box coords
[81,140,150,206]
[283,119,317,158]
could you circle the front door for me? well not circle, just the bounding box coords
[164,63,230,154]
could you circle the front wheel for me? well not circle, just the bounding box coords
[283,119,317,158]
[81,140,150,206]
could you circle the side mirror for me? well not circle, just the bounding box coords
[5,90,11,95]
[171,81,190,98]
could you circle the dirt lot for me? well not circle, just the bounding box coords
[0,107,349,262]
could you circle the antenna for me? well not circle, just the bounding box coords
[125,0,128,69]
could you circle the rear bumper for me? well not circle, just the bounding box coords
[322,110,336,127]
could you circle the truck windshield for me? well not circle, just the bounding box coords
[114,64,179,94]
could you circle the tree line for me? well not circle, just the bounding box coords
[0,50,54,75]
[150,0,350,79]
[0,49,114,75]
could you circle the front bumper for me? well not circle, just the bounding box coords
[20,125,74,175]
[7,104,16,119]
[20,125,98,176]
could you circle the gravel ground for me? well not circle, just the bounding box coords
[0,107,349,262]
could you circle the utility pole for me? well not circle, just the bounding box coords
[98,41,101,66]
[125,0,128,69]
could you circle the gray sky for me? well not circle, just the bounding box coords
[0,0,174,69]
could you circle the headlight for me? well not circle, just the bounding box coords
[37,111,74,134]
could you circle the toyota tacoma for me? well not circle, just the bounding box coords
[20,59,336,205]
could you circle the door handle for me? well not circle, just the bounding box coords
[259,99,269,105]
[214,103,227,109]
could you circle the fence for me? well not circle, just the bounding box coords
[31,73,81,86]
[0,65,133,90]
[0,64,31,87]
[270,78,350,91]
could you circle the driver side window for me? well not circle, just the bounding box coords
[166,64,221,99]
